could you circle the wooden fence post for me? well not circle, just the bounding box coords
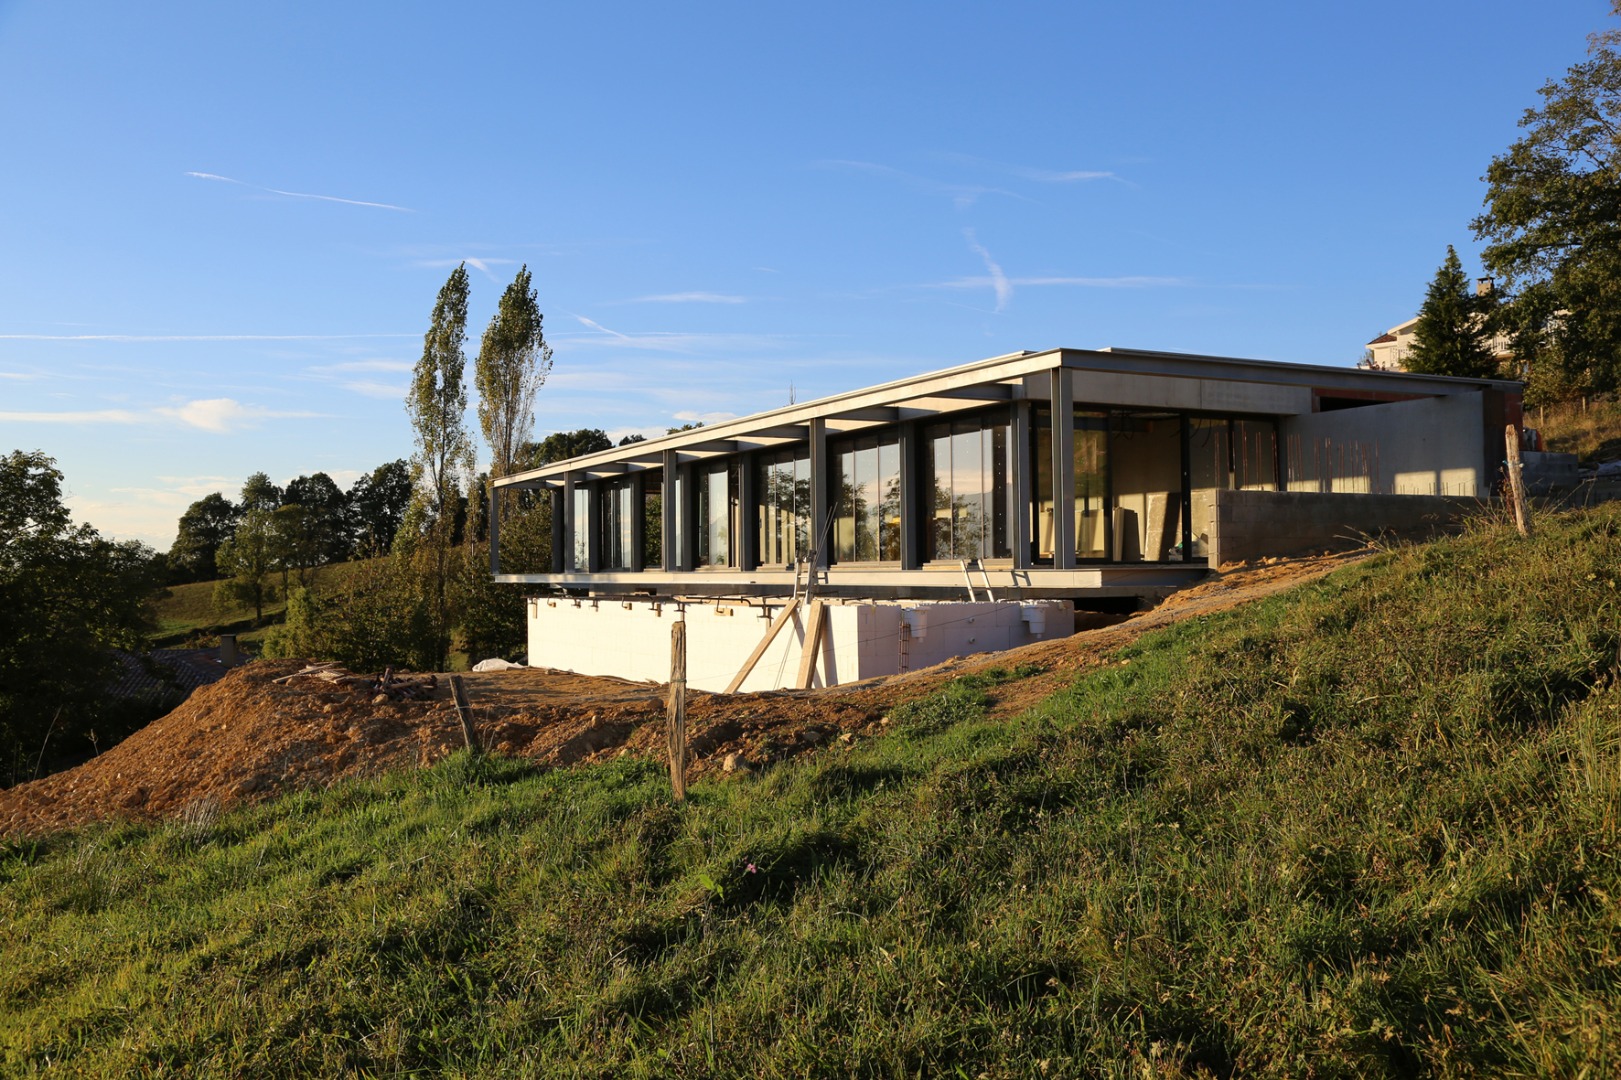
[1505,424,1532,538]
[448,674,480,753]
[668,617,688,802]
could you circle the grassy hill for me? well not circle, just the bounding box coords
[147,560,379,650]
[6,505,1621,1076]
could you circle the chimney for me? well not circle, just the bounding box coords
[219,633,239,668]
[1476,276,1494,297]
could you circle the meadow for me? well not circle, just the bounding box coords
[5,504,1620,1076]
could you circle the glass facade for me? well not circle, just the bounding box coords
[923,412,1013,561]
[833,432,901,563]
[756,448,811,567]
[554,396,1281,574]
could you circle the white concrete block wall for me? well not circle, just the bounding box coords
[526,598,1075,692]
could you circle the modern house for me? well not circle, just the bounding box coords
[490,346,1521,690]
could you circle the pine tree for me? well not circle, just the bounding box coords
[1405,246,1499,378]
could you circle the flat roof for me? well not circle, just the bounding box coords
[495,346,1519,487]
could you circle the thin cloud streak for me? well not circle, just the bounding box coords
[937,152,1130,186]
[308,359,415,373]
[1,398,324,431]
[413,257,516,282]
[964,229,1012,313]
[0,333,415,342]
[816,159,1026,210]
[558,326,787,354]
[925,274,1185,291]
[186,171,414,212]
[629,292,747,305]
[0,409,146,424]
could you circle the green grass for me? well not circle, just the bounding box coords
[8,506,1621,1076]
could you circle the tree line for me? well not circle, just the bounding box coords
[0,264,639,774]
[1401,3,1621,408]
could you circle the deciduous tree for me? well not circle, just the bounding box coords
[347,459,412,554]
[406,265,475,665]
[0,450,159,774]
[475,265,552,480]
[1474,4,1621,399]
[166,492,239,583]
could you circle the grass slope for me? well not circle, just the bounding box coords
[6,507,1621,1077]
[148,561,377,649]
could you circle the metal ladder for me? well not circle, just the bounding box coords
[958,558,996,602]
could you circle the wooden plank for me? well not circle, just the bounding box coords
[448,674,479,753]
[794,600,828,690]
[668,619,688,802]
[724,598,801,694]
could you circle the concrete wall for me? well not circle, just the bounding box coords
[1195,489,1480,566]
[526,598,1075,692]
[1280,392,1489,497]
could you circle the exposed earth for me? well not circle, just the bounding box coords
[0,552,1365,838]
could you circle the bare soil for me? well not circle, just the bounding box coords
[0,552,1364,838]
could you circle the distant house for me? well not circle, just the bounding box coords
[1360,279,1513,373]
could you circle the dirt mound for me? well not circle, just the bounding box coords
[0,552,1364,837]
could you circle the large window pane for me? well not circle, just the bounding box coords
[572,485,590,570]
[833,430,901,563]
[757,448,810,567]
[695,462,737,567]
[924,412,1012,561]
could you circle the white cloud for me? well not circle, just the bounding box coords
[154,398,322,433]
[186,171,413,212]
[629,292,747,305]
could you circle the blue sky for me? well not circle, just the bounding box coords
[0,1,1607,548]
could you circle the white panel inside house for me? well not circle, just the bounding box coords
[526,597,1076,693]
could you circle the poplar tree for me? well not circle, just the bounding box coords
[407,265,474,533]
[1406,246,1498,378]
[405,264,474,665]
[475,264,552,480]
